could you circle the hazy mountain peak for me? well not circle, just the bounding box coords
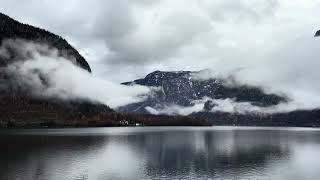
[0,12,91,72]
[119,70,286,114]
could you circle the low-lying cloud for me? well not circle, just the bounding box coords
[2,40,150,108]
[145,97,312,116]
[188,37,320,113]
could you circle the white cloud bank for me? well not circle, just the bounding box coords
[145,97,314,116]
[2,40,150,108]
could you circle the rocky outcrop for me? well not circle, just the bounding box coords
[120,70,286,113]
[120,70,320,127]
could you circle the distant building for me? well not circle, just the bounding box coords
[135,123,142,126]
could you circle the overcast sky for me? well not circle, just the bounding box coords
[0,0,319,84]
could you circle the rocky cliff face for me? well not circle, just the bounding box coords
[120,70,286,113]
[120,70,320,127]
[0,13,113,127]
[315,30,320,37]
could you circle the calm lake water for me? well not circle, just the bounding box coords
[1,126,320,180]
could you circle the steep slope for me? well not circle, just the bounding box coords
[120,70,286,113]
[0,12,90,71]
[0,13,113,127]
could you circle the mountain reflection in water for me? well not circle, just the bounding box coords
[1,127,320,180]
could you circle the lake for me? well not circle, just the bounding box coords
[1,126,320,180]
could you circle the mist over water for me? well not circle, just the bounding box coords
[1,127,320,180]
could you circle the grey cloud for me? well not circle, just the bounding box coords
[94,1,213,65]
[200,0,279,23]
[89,0,281,73]
[0,0,285,78]
[94,0,137,39]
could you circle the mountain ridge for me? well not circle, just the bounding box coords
[0,12,115,127]
[0,12,91,72]
[120,70,286,113]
